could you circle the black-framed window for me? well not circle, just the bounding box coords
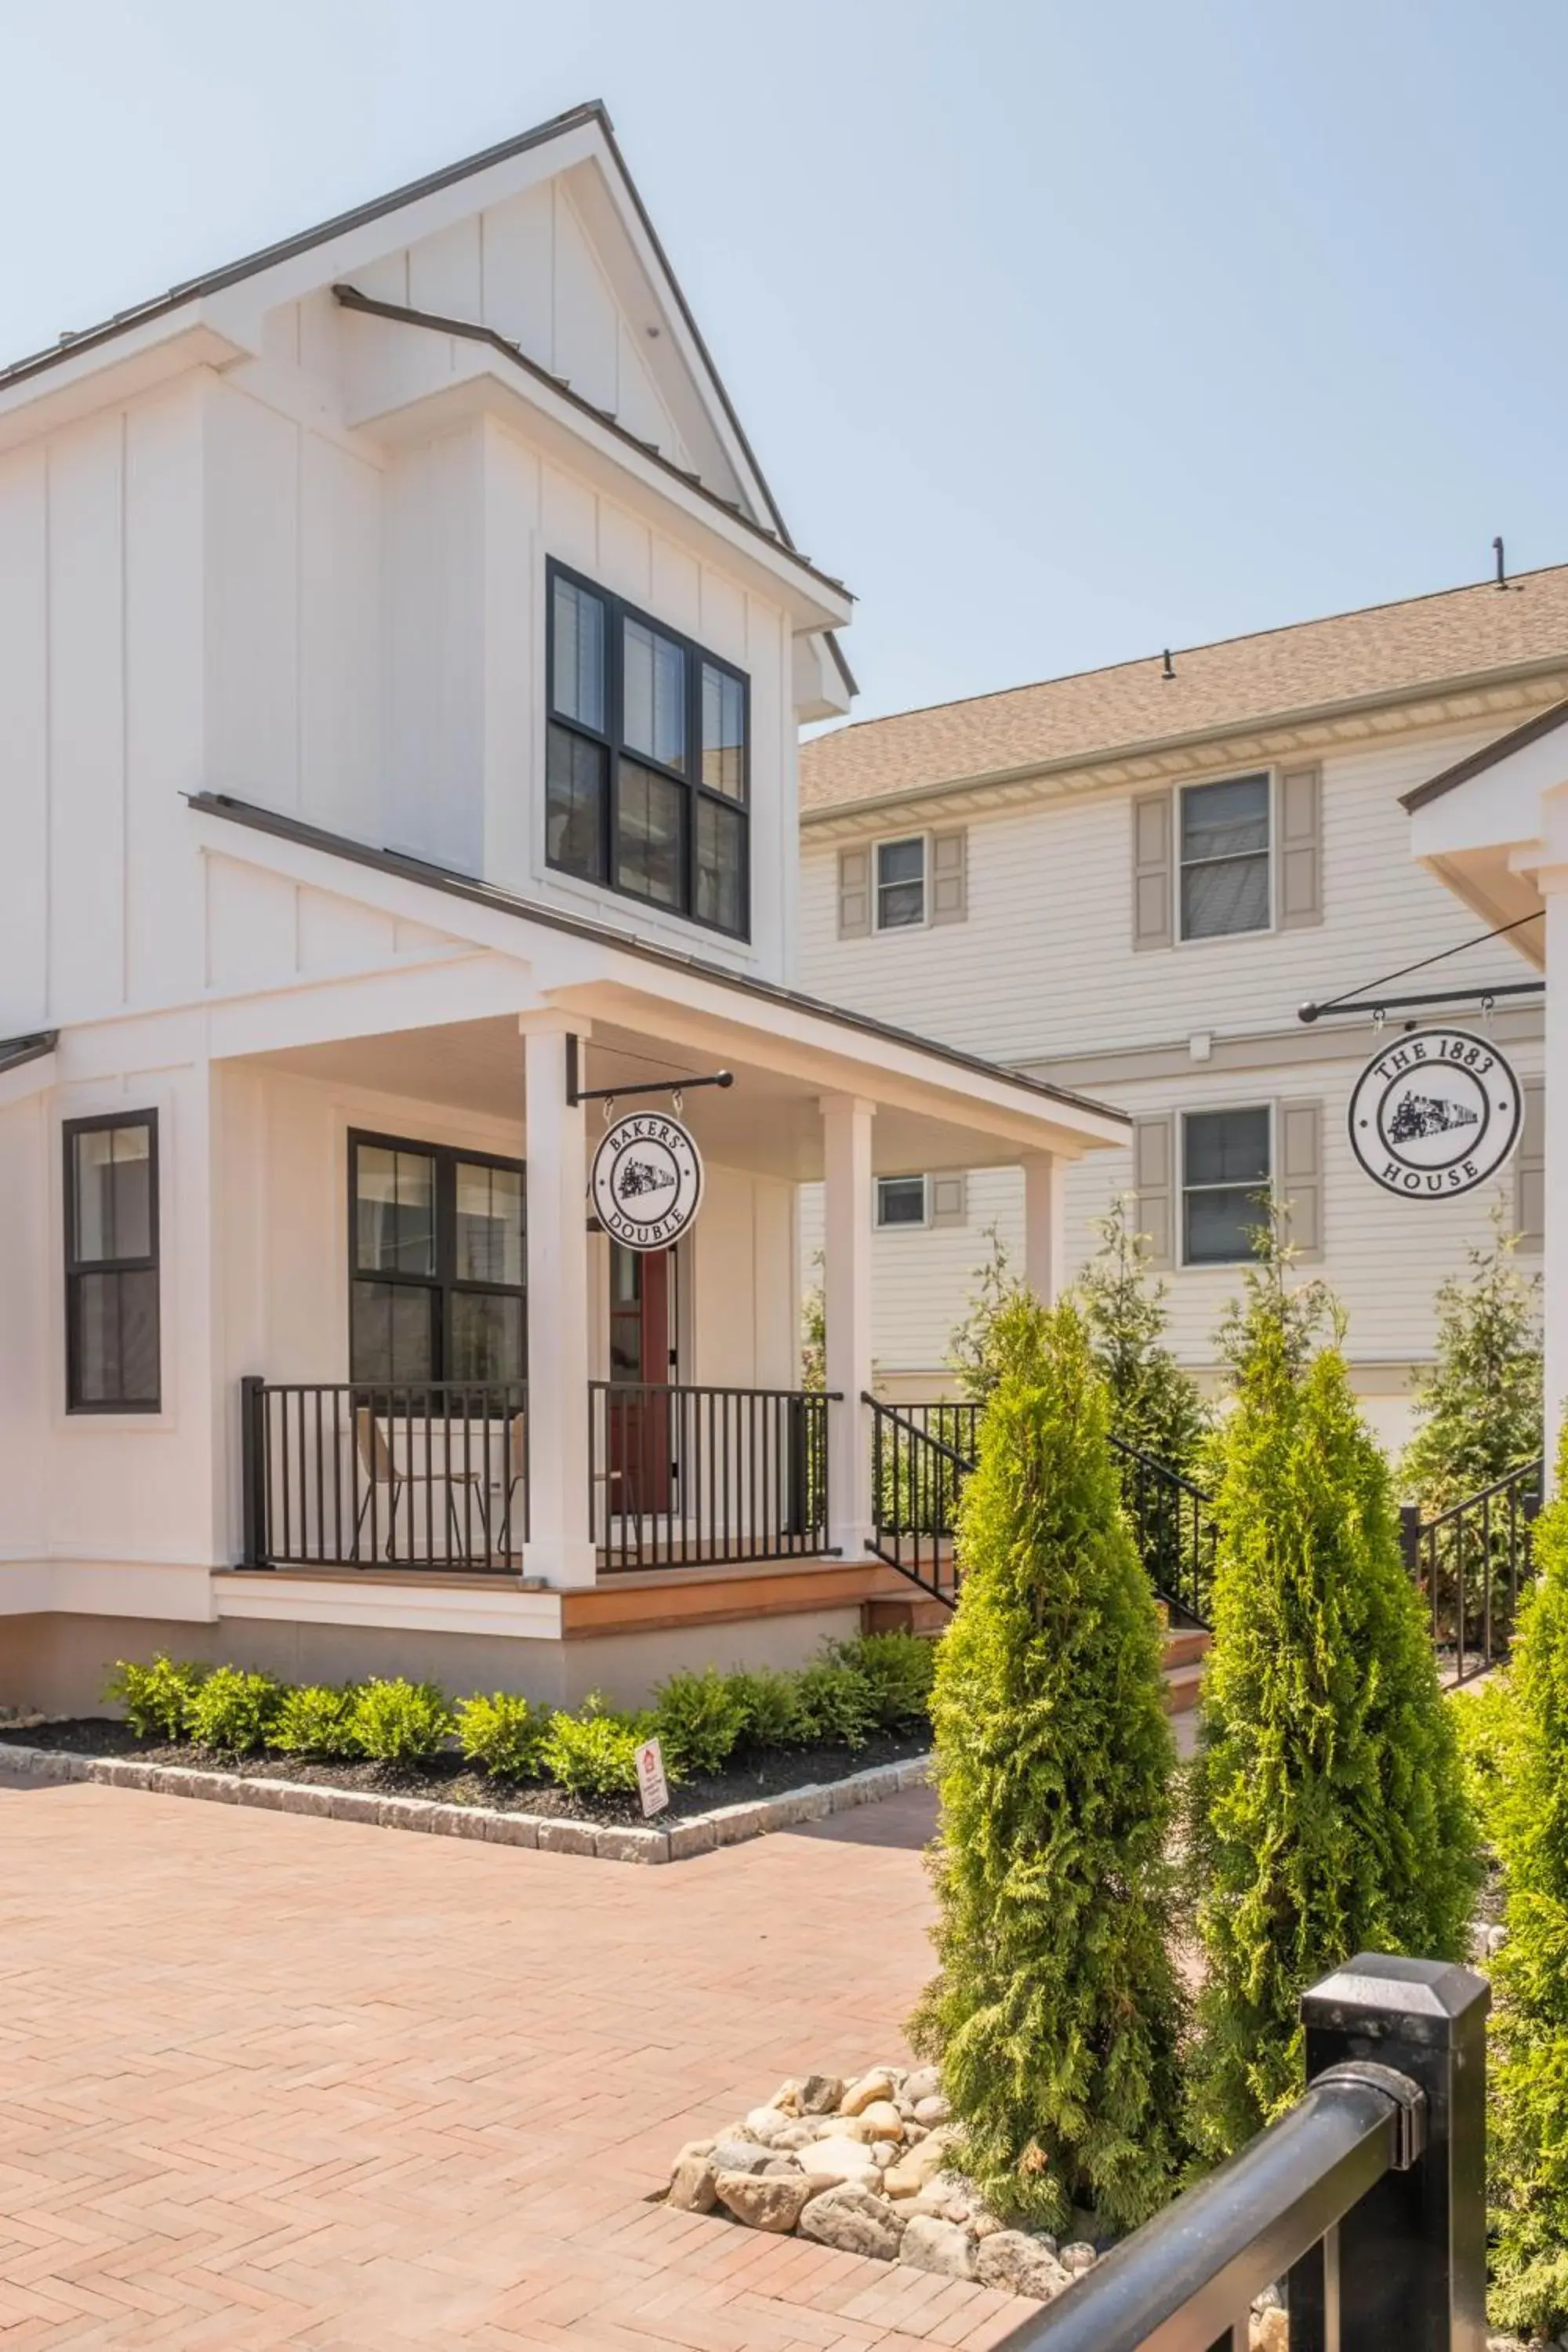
[1179,774,1271,940]
[350,1131,526,1384]
[64,1112,160,1411]
[546,560,750,939]
[1182,1106,1271,1265]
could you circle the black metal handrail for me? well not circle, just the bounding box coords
[588,1381,834,1572]
[995,1951,1487,2352]
[241,1377,528,1571]
[865,1396,1216,1624]
[1400,1457,1544,1687]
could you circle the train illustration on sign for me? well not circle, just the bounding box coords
[1386,1093,1481,1144]
[616,1158,677,1200]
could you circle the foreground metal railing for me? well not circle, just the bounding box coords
[241,1377,528,1570]
[865,1396,1216,1623]
[996,1952,1488,2352]
[1400,1458,1544,1687]
[588,1381,833,1572]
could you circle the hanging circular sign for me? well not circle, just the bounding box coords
[1348,1026,1523,1200]
[590,1111,704,1250]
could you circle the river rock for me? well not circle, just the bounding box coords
[709,2138,775,2176]
[715,2169,815,2233]
[746,2106,805,2145]
[976,2231,1073,2300]
[913,2094,951,2128]
[797,2073,844,2114]
[666,2149,719,2213]
[869,2140,901,2169]
[859,2099,906,2141]
[902,2065,942,2105]
[898,2215,977,2279]
[769,2079,803,2114]
[799,2182,906,2261]
[1060,2242,1098,2278]
[801,2134,878,2185]
[839,2070,896,2117]
[883,2131,960,2198]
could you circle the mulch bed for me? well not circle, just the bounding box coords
[0,1719,930,1828]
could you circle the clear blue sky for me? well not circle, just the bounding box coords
[2,0,1563,724]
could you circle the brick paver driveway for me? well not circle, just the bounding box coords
[0,1775,1036,2350]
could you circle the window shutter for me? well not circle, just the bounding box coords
[1279,1100,1323,1261]
[1133,1116,1174,1268]
[931,829,967,924]
[1132,791,1173,951]
[1276,764,1323,929]
[1516,1078,1545,1252]
[837,846,871,938]
[930,1172,967,1228]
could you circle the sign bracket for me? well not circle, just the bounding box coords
[564,1035,734,1109]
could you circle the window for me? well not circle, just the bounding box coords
[64,1112,160,1411]
[546,562,750,938]
[350,1132,526,1384]
[1179,774,1271,940]
[876,837,926,930]
[1182,1107,1271,1265]
[877,1175,928,1228]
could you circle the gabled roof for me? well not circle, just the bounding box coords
[1400,695,1568,811]
[801,564,1568,816]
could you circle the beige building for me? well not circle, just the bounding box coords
[797,570,1564,1446]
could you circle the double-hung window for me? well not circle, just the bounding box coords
[876,837,926,929]
[1182,1107,1271,1265]
[546,562,750,938]
[1179,775,1270,940]
[64,1112,160,1410]
[350,1133,526,1385]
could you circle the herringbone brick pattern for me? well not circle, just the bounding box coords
[0,1776,1035,2350]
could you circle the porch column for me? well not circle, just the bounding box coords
[821,1094,876,1559]
[521,1015,597,1587]
[1022,1149,1066,1305]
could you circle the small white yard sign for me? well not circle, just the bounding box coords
[636,1735,670,1818]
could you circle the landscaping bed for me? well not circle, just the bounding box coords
[0,1715,929,1827]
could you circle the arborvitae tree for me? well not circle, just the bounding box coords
[800,1250,826,1391]
[1401,1193,1543,1513]
[913,1294,1187,2234]
[1076,1194,1209,1475]
[1189,1241,1482,2156]
[1482,1421,1568,2339]
[947,1223,1025,1401]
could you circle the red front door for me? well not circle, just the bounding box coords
[608,1244,674,1515]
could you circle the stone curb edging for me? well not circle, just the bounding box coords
[0,1744,934,1864]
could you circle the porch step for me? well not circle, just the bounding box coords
[861,1593,953,1638]
[1162,1629,1211,1716]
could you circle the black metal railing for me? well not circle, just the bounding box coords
[996,1951,1488,2352]
[241,1377,528,1571]
[1400,1458,1544,1687]
[865,1397,1217,1624]
[865,1396,972,1602]
[588,1381,833,1572]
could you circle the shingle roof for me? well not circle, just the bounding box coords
[800,565,1568,815]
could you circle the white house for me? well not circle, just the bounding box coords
[798,574,1566,1446]
[0,103,1127,1715]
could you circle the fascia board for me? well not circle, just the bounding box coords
[0,322,241,450]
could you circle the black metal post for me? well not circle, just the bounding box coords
[1398,1504,1423,1580]
[1290,1953,1489,2352]
[240,1375,265,1567]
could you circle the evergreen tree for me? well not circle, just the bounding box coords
[913,1294,1187,2234]
[1076,1194,1209,1475]
[1189,1240,1482,2156]
[800,1250,826,1391]
[1401,1193,1543,1514]
[1482,1421,1568,2339]
[947,1223,1025,1400]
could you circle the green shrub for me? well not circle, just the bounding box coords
[793,1659,876,1750]
[540,1697,650,1796]
[1449,1677,1519,1849]
[185,1666,284,1755]
[105,1654,208,1741]
[456,1690,551,1780]
[1188,1243,1481,2159]
[350,1678,454,1763]
[653,1668,748,1777]
[271,1682,361,1759]
[829,1632,935,1730]
[1483,1424,1568,2337]
[729,1668,809,1749]
[912,1295,1185,2235]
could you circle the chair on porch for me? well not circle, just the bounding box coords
[353,1406,404,1560]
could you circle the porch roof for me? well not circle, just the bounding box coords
[1403,699,1568,949]
[189,793,1129,1174]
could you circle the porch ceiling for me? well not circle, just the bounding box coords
[246,1014,1065,1179]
